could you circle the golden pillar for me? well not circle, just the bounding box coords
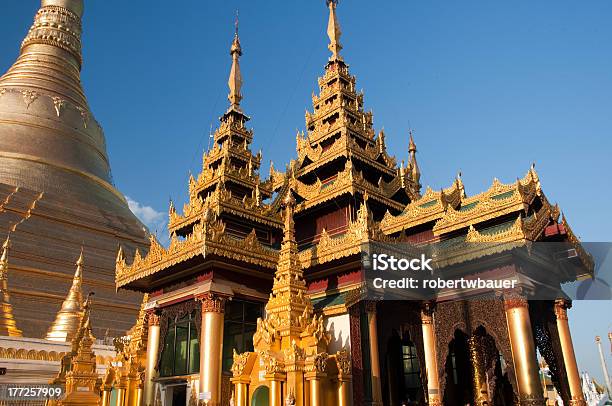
[134,385,143,406]
[335,350,353,406]
[504,295,544,405]
[115,382,127,406]
[305,368,326,406]
[468,335,488,406]
[100,388,112,406]
[554,299,586,406]
[365,301,383,406]
[421,302,441,406]
[232,378,249,406]
[197,292,226,406]
[144,312,160,406]
[126,374,139,406]
[337,377,352,406]
[270,378,283,406]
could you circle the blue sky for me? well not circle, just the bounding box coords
[2,0,611,385]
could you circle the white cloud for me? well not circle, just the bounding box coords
[126,196,168,245]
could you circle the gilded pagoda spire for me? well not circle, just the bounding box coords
[326,0,343,61]
[408,130,421,185]
[46,249,85,342]
[61,291,100,406]
[0,235,22,337]
[263,188,312,338]
[228,12,243,112]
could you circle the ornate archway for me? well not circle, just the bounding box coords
[251,385,270,406]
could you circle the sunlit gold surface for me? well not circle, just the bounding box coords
[504,296,545,405]
[46,250,84,342]
[468,336,488,406]
[231,190,350,405]
[0,0,135,216]
[0,0,147,339]
[143,314,160,406]
[0,236,22,337]
[554,300,587,406]
[104,1,592,405]
[366,304,383,406]
[421,303,441,406]
[199,294,225,406]
[57,297,101,406]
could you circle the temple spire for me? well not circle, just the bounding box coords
[327,0,343,61]
[0,235,22,337]
[227,11,243,111]
[408,130,421,184]
[46,249,85,342]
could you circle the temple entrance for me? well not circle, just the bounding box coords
[251,385,270,406]
[383,328,425,405]
[160,382,187,406]
[442,327,514,406]
[443,330,473,405]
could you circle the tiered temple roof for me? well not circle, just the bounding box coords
[117,26,284,290]
[276,0,421,218]
[116,1,592,295]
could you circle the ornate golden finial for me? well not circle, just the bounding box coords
[457,171,466,198]
[228,10,243,111]
[0,235,22,337]
[408,129,420,184]
[326,0,343,61]
[46,249,85,342]
[282,188,297,241]
[61,290,100,406]
[169,199,175,215]
[269,161,276,179]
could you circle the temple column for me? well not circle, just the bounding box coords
[115,381,127,406]
[265,373,285,406]
[365,301,383,406]
[337,376,352,406]
[144,312,160,406]
[197,292,227,406]
[305,368,326,406]
[335,351,353,406]
[100,386,112,406]
[554,299,586,406]
[127,373,139,406]
[232,378,249,406]
[421,302,441,406]
[504,294,544,405]
[468,335,488,406]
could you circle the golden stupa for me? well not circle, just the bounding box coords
[0,0,148,338]
[45,250,85,342]
[0,235,22,337]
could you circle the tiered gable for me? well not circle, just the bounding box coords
[116,29,283,291]
[279,0,422,250]
[380,165,593,273]
[168,31,282,240]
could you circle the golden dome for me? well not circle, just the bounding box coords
[0,0,134,218]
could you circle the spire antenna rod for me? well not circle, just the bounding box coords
[235,9,239,36]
